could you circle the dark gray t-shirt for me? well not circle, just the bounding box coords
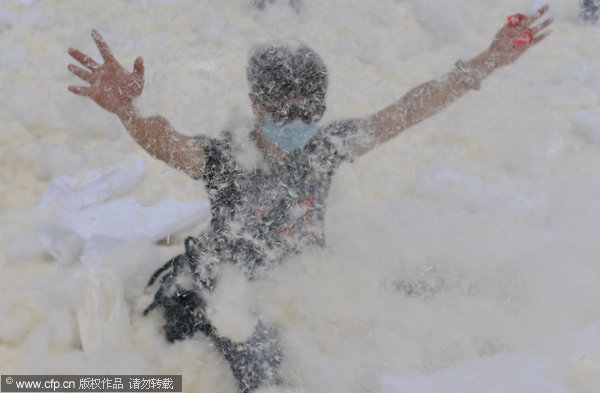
[192,119,362,278]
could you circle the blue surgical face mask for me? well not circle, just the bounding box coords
[262,115,318,151]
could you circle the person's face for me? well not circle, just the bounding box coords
[250,94,325,125]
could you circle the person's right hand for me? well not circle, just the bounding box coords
[68,29,144,115]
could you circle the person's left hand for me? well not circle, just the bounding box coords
[484,5,553,69]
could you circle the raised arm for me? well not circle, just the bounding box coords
[355,6,552,157]
[68,30,205,179]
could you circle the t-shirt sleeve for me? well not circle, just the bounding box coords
[306,119,364,169]
[193,133,236,189]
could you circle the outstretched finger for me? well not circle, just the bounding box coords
[68,48,100,70]
[68,64,93,83]
[531,31,552,46]
[528,5,550,25]
[133,56,145,81]
[68,86,92,96]
[91,29,114,62]
[530,18,553,35]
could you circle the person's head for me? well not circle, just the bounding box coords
[247,43,328,126]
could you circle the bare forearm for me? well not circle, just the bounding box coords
[358,50,495,154]
[402,52,495,124]
[117,106,205,178]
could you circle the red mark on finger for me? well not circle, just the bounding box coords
[513,30,533,47]
[507,13,526,28]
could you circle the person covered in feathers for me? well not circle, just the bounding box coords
[67,6,551,392]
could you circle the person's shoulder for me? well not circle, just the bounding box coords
[313,119,362,147]
[304,119,362,163]
[318,118,361,136]
[193,130,234,153]
[193,130,232,144]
